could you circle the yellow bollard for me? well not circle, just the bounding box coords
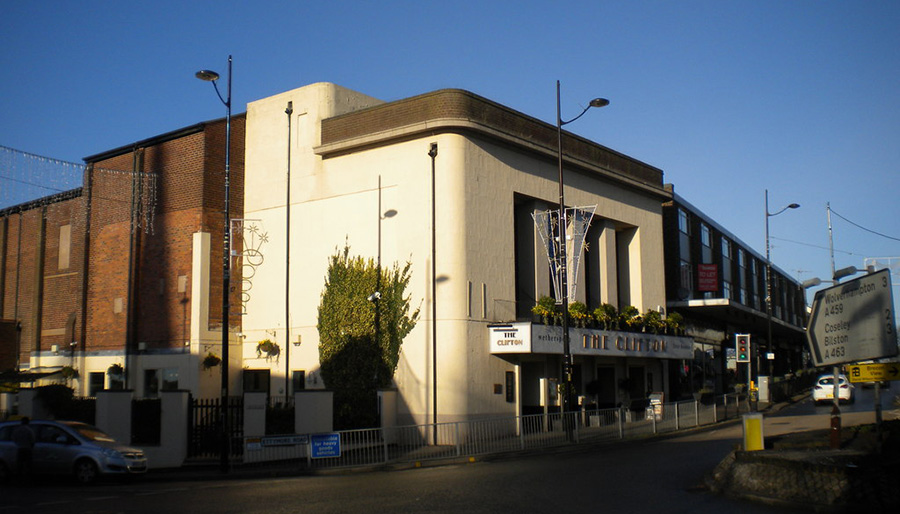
[742,412,765,451]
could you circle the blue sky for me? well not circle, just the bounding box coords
[2,1,898,303]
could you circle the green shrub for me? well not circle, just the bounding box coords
[569,301,591,327]
[317,243,419,429]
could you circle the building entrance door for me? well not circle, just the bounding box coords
[592,366,616,409]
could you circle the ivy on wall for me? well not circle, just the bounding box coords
[317,243,419,429]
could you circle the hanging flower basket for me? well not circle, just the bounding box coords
[202,352,221,370]
[107,363,124,377]
[61,365,78,380]
[256,339,281,361]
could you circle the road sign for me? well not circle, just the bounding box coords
[310,433,341,459]
[806,269,897,367]
[846,362,900,383]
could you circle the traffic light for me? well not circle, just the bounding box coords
[736,334,751,363]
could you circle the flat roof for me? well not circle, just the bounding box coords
[319,88,670,200]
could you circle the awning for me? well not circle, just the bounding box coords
[0,369,63,383]
[667,298,806,338]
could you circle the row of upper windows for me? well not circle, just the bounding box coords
[680,208,759,272]
[677,207,801,312]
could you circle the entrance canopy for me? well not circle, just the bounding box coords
[489,322,693,360]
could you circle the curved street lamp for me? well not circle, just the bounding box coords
[763,189,799,383]
[556,81,609,422]
[196,55,232,473]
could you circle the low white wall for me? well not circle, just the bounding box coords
[0,392,16,418]
[140,391,190,469]
[244,392,268,438]
[295,390,333,435]
[379,390,398,443]
[96,390,133,443]
[17,389,37,419]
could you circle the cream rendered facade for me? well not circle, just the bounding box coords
[242,83,673,424]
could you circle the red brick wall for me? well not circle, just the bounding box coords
[39,198,86,353]
[85,115,245,352]
[0,320,18,369]
[0,194,85,366]
[2,211,32,362]
[85,156,138,351]
[201,116,245,332]
[1,114,246,367]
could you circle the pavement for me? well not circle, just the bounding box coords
[143,392,900,492]
[141,395,809,484]
[705,393,900,511]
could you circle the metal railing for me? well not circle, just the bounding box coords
[242,393,751,469]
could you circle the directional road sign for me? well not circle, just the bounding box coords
[846,362,900,383]
[806,269,897,367]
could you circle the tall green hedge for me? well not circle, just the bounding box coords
[317,244,419,429]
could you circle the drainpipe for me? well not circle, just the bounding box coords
[428,142,438,440]
[79,164,94,382]
[285,100,293,397]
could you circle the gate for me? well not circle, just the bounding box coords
[188,396,244,459]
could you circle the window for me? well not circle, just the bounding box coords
[58,224,71,270]
[88,372,105,396]
[678,208,690,234]
[680,260,693,291]
[144,368,179,397]
[38,425,74,445]
[720,238,732,296]
[699,223,713,265]
[145,370,158,397]
[292,370,306,392]
[243,369,270,393]
[109,371,125,390]
[161,368,179,391]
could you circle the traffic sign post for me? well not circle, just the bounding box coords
[846,361,900,440]
[806,269,897,367]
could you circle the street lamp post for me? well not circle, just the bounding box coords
[556,81,609,419]
[196,55,232,473]
[764,189,799,387]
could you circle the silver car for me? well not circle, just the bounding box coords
[0,420,147,483]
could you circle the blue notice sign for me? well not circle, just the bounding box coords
[310,433,341,459]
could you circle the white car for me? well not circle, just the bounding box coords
[812,374,855,405]
[0,420,147,484]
